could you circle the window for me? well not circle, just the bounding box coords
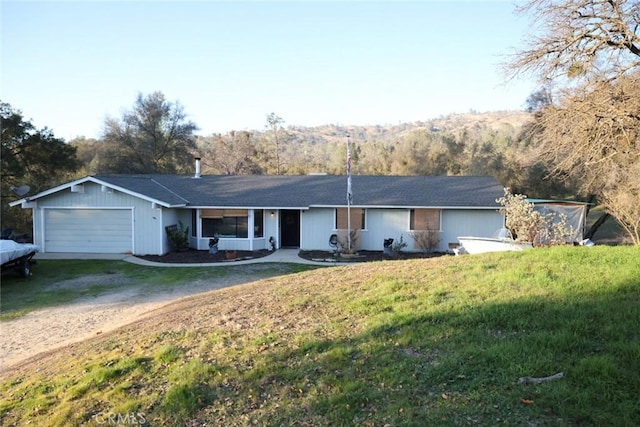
[335,208,365,229]
[254,209,264,238]
[191,210,197,237]
[201,209,249,238]
[409,209,440,230]
[198,209,263,238]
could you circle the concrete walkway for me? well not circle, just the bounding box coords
[35,249,346,267]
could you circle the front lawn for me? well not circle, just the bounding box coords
[1,246,638,426]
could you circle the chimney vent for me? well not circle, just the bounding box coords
[194,157,202,178]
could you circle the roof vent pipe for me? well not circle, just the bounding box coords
[194,157,202,178]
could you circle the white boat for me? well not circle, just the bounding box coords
[1,240,39,277]
[457,229,532,254]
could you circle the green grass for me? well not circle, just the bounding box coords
[1,246,639,426]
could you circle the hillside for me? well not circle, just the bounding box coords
[247,109,535,178]
[2,246,637,426]
[283,110,533,146]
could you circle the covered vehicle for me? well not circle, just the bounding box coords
[1,240,39,277]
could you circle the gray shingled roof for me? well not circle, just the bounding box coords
[93,174,504,209]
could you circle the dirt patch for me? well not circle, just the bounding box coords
[0,250,444,371]
[0,267,279,370]
[44,273,130,291]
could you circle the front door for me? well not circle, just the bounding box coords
[280,210,300,248]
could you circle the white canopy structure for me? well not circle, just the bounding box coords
[528,199,590,243]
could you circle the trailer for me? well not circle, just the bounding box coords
[1,240,39,278]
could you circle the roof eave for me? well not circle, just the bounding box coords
[311,204,500,209]
[12,176,176,208]
[186,205,310,210]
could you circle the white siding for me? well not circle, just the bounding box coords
[194,237,253,251]
[33,181,165,255]
[298,207,503,252]
[300,208,411,252]
[441,209,504,251]
[264,211,279,249]
[300,208,335,250]
[362,209,409,251]
[161,207,181,254]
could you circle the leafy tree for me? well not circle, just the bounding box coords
[69,136,101,175]
[196,131,261,175]
[102,92,198,173]
[524,88,553,113]
[360,141,392,175]
[389,135,432,175]
[1,101,79,235]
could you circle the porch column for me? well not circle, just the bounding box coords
[248,209,255,250]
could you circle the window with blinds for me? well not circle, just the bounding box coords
[200,209,248,218]
[197,209,264,238]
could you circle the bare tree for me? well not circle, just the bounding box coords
[527,74,639,189]
[266,112,285,175]
[508,0,640,244]
[601,164,640,245]
[508,0,640,84]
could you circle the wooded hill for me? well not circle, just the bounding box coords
[190,110,549,196]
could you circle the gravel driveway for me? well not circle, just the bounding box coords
[0,270,278,369]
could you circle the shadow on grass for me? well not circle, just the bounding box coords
[168,282,640,426]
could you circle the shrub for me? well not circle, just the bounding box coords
[337,229,359,254]
[497,188,573,246]
[165,221,189,252]
[391,235,408,253]
[409,229,441,253]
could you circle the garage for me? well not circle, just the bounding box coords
[44,209,133,253]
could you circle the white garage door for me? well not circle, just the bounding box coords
[44,209,133,253]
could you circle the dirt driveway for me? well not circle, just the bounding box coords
[0,269,280,370]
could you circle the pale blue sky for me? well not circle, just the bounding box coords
[2,0,535,140]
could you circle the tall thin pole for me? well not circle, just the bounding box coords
[346,135,352,252]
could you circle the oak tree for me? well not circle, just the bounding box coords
[102,92,198,174]
[1,101,79,234]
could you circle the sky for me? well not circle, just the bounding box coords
[1,0,536,140]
